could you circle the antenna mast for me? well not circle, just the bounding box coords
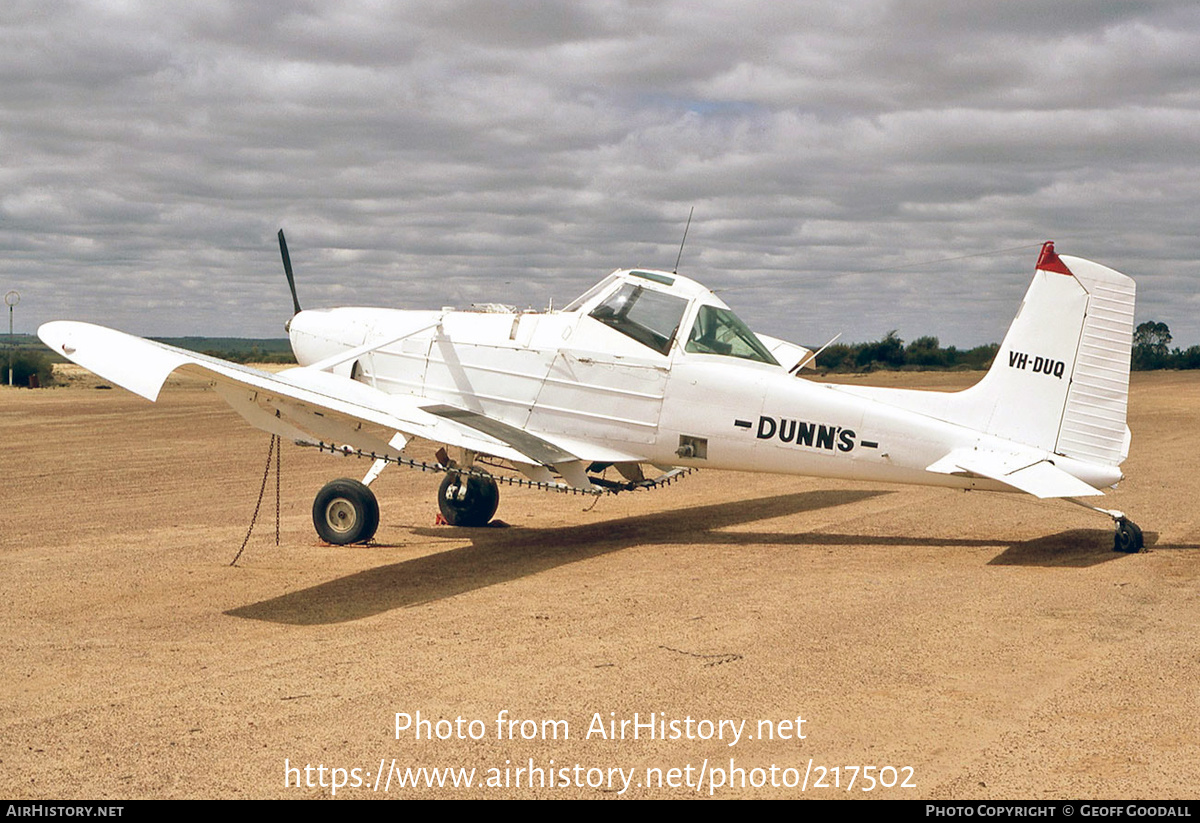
[673,207,694,274]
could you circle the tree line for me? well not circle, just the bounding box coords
[5,321,1196,388]
[813,321,1194,372]
[814,333,1000,372]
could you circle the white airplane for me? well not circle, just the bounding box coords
[38,237,1144,553]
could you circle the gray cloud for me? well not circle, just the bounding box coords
[3,0,1198,350]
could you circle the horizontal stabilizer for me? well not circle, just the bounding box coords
[927,447,1102,498]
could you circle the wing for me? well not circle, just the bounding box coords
[755,333,815,372]
[37,321,631,490]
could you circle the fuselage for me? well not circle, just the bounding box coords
[286,268,1122,494]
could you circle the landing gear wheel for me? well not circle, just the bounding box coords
[437,471,500,527]
[1113,518,1144,554]
[313,478,380,545]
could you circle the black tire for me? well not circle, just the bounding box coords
[437,471,500,527]
[312,478,380,545]
[1113,518,1144,553]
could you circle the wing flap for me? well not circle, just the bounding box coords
[422,404,577,464]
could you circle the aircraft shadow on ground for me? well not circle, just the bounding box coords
[987,529,1159,567]
[228,489,885,624]
[226,490,1148,625]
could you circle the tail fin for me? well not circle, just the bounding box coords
[960,242,1135,465]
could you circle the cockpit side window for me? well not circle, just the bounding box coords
[685,305,780,365]
[588,283,688,356]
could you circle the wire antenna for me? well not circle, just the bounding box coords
[673,207,694,274]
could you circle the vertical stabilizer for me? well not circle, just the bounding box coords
[960,243,1135,465]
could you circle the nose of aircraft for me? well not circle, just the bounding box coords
[286,308,368,367]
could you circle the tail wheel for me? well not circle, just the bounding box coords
[437,471,500,527]
[1113,518,1144,553]
[313,478,380,545]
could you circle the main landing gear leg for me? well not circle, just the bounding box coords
[315,435,404,544]
[1065,498,1144,553]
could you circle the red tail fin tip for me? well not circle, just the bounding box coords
[1036,241,1073,276]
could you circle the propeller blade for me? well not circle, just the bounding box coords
[278,229,302,315]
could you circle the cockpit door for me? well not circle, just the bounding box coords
[529,351,669,447]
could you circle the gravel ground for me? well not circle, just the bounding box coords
[1,369,1196,799]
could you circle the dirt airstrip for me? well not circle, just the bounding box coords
[1,368,1198,799]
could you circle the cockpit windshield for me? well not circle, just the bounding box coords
[563,274,619,313]
[685,305,780,365]
[587,283,688,356]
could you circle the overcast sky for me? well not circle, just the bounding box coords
[4,0,1199,348]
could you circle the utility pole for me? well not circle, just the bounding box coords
[5,291,18,386]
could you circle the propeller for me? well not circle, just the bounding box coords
[278,228,302,316]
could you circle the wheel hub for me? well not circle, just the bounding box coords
[325,499,358,534]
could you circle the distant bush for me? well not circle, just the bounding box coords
[6,350,55,387]
[855,330,906,369]
[905,335,947,368]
